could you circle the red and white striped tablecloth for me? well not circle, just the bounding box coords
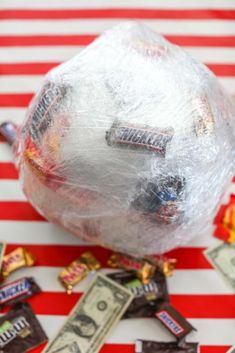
[0,0,235,352]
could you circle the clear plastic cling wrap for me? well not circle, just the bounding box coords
[15,22,235,256]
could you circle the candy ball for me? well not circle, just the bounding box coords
[15,22,235,256]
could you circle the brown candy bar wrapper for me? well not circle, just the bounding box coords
[107,270,137,285]
[0,277,41,308]
[79,251,101,271]
[108,270,169,319]
[1,247,35,279]
[0,302,47,352]
[155,303,196,341]
[135,340,199,353]
[107,253,155,283]
[59,259,88,294]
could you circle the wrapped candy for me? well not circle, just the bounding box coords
[13,22,235,256]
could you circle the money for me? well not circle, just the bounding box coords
[227,347,235,353]
[42,273,134,353]
[204,242,235,292]
[0,242,6,269]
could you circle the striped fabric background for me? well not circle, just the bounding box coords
[0,0,235,352]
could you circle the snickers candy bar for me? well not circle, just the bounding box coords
[155,303,196,341]
[135,340,199,353]
[0,122,17,145]
[106,121,174,157]
[0,277,41,308]
[1,247,35,279]
[0,302,47,352]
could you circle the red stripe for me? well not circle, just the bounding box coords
[4,243,212,268]
[0,163,18,179]
[0,9,234,20]
[165,247,211,269]
[1,62,234,77]
[31,345,231,353]
[0,201,45,221]
[0,94,33,107]
[0,63,58,75]
[2,292,232,318]
[170,294,235,319]
[207,64,235,76]
[0,35,234,47]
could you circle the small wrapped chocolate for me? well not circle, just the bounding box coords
[79,251,101,271]
[0,277,41,308]
[135,340,199,353]
[59,252,101,294]
[154,303,196,342]
[106,121,174,157]
[0,302,47,352]
[1,247,35,279]
[0,122,17,145]
[59,260,88,295]
[107,253,155,283]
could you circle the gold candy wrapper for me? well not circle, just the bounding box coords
[147,256,177,277]
[80,251,101,271]
[107,253,155,283]
[59,260,88,295]
[59,252,101,294]
[1,247,35,279]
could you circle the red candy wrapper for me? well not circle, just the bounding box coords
[214,194,235,244]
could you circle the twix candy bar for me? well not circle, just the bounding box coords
[107,253,155,283]
[1,247,35,279]
[59,252,101,294]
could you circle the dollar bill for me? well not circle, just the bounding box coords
[0,242,6,269]
[227,347,235,353]
[42,273,134,353]
[204,242,235,292]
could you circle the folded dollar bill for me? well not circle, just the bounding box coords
[204,242,235,292]
[42,273,134,353]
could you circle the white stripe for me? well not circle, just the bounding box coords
[0,76,43,93]
[0,221,89,245]
[0,108,26,124]
[36,315,235,344]
[1,0,235,9]
[4,267,232,294]
[0,143,14,162]
[1,19,234,35]
[0,46,235,65]
[0,180,25,200]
